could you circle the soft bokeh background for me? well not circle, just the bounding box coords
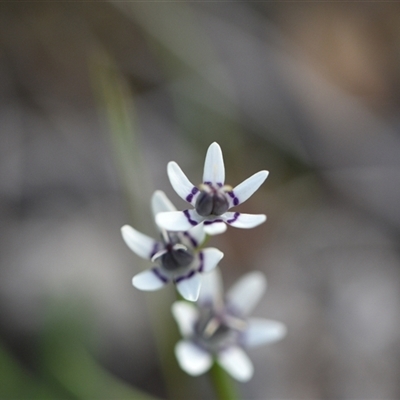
[1,2,400,399]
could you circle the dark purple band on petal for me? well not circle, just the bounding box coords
[186,187,199,203]
[184,210,198,226]
[227,191,239,206]
[174,269,196,283]
[183,231,198,248]
[226,212,240,224]
[149,242,161,259]
[198,251,204,273]
[204,219,223,225]
[152,267,169,283]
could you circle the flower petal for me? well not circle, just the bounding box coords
[151,190,177,216]
[226,271,267,316]
[203,221,227,235]
[167,161,199,205]
[222,212,266,229]
[198,268,223,308]
[230,170,269,207]
[121,225,158,260]
[203,142,225,185]
[243,318,287,348]
[132,268,169,291]
[156,210,203,232]
[171,301,198,337]
[175,340,213,376]
[201,248,224,273]
[175,272,202,301]
[184,224,206,248]
[217,346,254,382]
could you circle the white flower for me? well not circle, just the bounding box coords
[121,191,224,301]
[172,269,286,381]
[156,142,269,235]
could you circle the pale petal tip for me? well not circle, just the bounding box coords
[218,347,254,382]
[203,222,227,235]
[277,322,287,340]
[132,270,167,291]
[121,224,131,235]
[176,274,202,301]
[175,341,213,376]
[209,141,221,150]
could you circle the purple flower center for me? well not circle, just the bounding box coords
[193,306,245,353]
[161,245,194,271]
[195,186,229,217]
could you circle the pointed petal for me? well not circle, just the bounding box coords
[226,271,267,316]
[184,224,206,247]
[167,161,199,205]
[175,340,213,376]
[156,210,203,232]
[198,268,223,307]
[243,318,287,348]
[203,221,227,235]
[217,346,254,382]
[203,142,225,185]
[121,225,158,260]
[175,273,202,301]
[171,301,198,337]
[201,248,224,273]
[222,212,266,229]
[151,190,177,216]
[230,170,269,207]
[132,268,169,291]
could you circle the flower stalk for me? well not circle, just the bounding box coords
[119,141,286,398]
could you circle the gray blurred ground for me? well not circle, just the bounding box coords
[1,2,400,399]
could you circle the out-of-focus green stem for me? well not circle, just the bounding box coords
[210,362,240,400]
[90,49,192,400]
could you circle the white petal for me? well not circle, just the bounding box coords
[198,268,223,307]
[151,190,177,216]
[203,142,225,185]
[132,269,168,291]
[175,340,213,376]
[121,225,158,260]
[176,273,202,301]
[217,346,253,382]
[243,318,287,348]
[171,301,198,337]
[156,210,203,232]
[230,170,269,207]
[222,212,266,229]
[201,248,224,273]
[185,224,206,247]
[203,221,227,235]
[226,271,267,316]
[167,162,199,205]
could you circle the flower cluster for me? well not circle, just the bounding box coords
[121,142,285,381]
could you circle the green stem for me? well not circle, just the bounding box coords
[209,362,240,400]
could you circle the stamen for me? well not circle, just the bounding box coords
[203,317,220,338]
[160,228,170,244]
[199,183,212,193]
[151,248,168,263]
[222,184,233,192]
[172,243,188,252]
[224,315,247,331]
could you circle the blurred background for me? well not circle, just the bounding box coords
[1,2,400,399]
